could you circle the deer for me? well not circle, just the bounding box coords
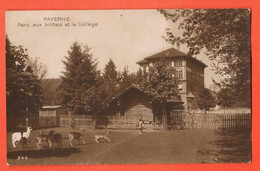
[94,131,111,143]
[12,126,32,148]
[68,129,86,146]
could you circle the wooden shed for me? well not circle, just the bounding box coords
[108,85,153,127]
[108,84,183,129]
[39,105,67,127]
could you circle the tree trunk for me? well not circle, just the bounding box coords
[93,113,97,129]
[162,103,167,131]
[68,110,72,128]
[26,107,29,129]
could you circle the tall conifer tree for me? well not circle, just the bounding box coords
[60,42,98,114]
[102,58,119,99]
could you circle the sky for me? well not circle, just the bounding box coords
[6,10,221,88]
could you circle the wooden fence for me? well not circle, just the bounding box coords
[59,115,139,129]
[170,113,251,130]
[39,116,59,127]
[106,115,139,129]
[59,115,94,128]
[59,113,251,130]
[7,115,59,131]
[7,116,38,131]
[7,112,251,131]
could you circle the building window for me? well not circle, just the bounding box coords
[175,71,183,79]
[175,60,183,67]
[171,61,174,67]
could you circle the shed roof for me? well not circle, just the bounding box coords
[110,84,144,103]
[41,105,63,109]
[109,84,183,104]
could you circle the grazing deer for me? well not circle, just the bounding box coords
[50,132,63,147]
[12,126,32,148]
[94,131,111,143]
[36,130,54,149]
[68,129,86,146]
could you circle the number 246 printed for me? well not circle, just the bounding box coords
[17,156,28,160]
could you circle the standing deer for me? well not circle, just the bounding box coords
[12,126,32,148]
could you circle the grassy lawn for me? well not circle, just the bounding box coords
[6,127,251,165]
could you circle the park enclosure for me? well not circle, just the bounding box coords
[6,40,251,131]
[5,9,251,165]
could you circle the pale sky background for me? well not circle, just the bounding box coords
[6,10,221,88]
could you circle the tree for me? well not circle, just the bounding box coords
[118,67,135,92]
[103,58,118,82]
[197,88,216,113]
[81,77,108,118]
[6,36,42,117]
[27,57,48,80]
[102,58,120,99]
[20,66,42,115]
[159,9,251,107]
[217,88,235,112]
[40,78,62,105]
[138,58,180,130]
[134,68,147,84]
[60,42,100,115]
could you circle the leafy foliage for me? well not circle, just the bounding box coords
[59,42,110,116]
[6,36,42,117]
[102,59,120,100]
[217,88,235,108]
[197,88,216,112]
[27,57,48,80]
[60,42,99,114]
[139,59,179,104]
[103,58,118,82]
[159,9,251,107]
[138,58,180,130]
[117,67,137,93]
[135,68,147,84]
[81,78,108,116]
[40,78,62,105]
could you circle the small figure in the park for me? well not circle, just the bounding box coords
[139,119,144,133]
[70,118,76,129]
[105,115,110,129]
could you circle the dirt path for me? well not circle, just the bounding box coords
[95,130,219,164]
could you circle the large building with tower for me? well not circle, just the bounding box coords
[137,47,207,109]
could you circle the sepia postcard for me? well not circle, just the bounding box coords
[6,9,251,165]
